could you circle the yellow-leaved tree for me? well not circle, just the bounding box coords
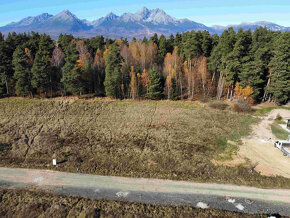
[234,82,254,104]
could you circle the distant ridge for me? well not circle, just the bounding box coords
[0,7,289,39]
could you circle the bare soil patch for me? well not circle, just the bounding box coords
[220,109,290,178]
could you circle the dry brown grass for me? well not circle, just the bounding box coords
[0,98,289,188]
[0,188,257,217]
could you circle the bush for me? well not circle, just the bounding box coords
[208,101,228,110]
[233,99,252,113]
[275,114,282,121]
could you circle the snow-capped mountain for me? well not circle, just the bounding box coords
[2,13,53,29]
[0,7,289,39]
[39,10,92,32]
[212,21,290,34]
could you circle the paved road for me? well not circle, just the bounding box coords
[0,167,289,215]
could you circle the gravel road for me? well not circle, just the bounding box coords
[0,167,289,216]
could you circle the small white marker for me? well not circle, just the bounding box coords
[196,202,209,209]
[33,177,43,183]
[116,191,129,198]
[235,203,244,211]
[53,159,57,166]
[228,198,235,203]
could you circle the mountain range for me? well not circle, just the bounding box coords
[0,7,289,39]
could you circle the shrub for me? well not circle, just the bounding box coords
[233,99,252,113]
[275,114,282,121]
[208,101,228,110]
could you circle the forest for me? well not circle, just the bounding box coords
[0,27,289,104]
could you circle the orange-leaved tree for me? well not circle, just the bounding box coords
[234,82,254,103]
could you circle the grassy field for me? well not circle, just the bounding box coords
[271,123,289,140]
[0,188,270,217]
[0,97,289,188]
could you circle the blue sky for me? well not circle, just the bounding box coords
[0,0,289,27]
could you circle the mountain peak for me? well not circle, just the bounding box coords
[146,8,176,25]
[135,7,151,20]
[57,9,77,18]
[5,13,53,27]
[62,9,71,14]
[105,12,118,20]
[1,8,289,39]
[137,7,150,14]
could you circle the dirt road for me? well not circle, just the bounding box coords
[239,109,290,177]
[0,167,289,215]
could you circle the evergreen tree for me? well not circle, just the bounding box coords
[146,66,163,100]
[182,31,203,60]
[267,32,290,104]
[86,36,105,57]
[158,34,168,59]
[26,32,41,58]
[58,34,74,52]
[201,31,212,57]
[150,33,159,45]
[174,33,182,50]
[61,41,84,95]
[104,43,123,98]
[170,77,178,100]
[31,35,53,94]
[167,34,175,53]
[12,45,32,96]
[240,27,273,101]
[0,35,11,95]
[225,29,252,92]
[208,28,236,99]
[211,34,219,48]
[142,36,148,43]
[3,32,29,95]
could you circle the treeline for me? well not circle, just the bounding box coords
[0,28,289,104]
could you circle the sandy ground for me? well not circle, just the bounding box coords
[238,109,290,177]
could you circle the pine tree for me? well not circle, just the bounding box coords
[58,34,74,52]
[61,41,84,95]
[171,77,178,100]
[150,33,159,45]
[2,33,29,95]
[146,66,163,100]
[31,35,53,95]
[208,28,236,99]
[267,32,290,104]
[240,27,273,101]
[0,35,11,95]
[158,35,168,59]
[12,45,32,96]
[104,43,123,98]
[201,31,212,57]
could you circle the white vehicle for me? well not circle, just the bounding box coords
[274,140,290,157]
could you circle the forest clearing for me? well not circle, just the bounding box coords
[0,97,289,189]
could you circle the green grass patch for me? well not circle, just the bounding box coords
[208,100,228,110]
[216,140,238,161]
[271,122,289,140]
[253,106,290,116]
